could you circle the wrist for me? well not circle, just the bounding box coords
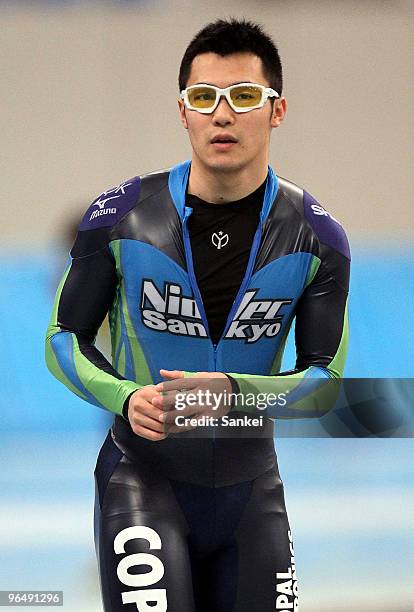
[122,392,135,422]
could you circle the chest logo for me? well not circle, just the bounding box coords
[212,231,229,250]
[140,280,208,338]
[225,289,293,343]
[140,281,292,344]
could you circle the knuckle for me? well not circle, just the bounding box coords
[131,413,141,425]
[149,430,167,441]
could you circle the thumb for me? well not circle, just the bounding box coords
[160,369,185,379]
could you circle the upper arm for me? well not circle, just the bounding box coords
[294,245,350,376]
[57,228,117,339]
[44,177,143,413]
[54,176,141,337]
[295,190,351,377]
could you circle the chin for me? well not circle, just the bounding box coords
[205,157,246,174]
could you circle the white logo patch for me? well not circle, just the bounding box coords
[212,231,229,250]
[141,280,208,338]
[89,180,133,221]
[114,525,167,611]
[140,281,292,343]
[310,203,340,225]
[275,530,299,611]
[224,289,292,343]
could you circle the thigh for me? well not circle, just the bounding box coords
[232,467,299,612]
[170,470,298,612]
[168,478,253,612]
[94,432,196,612]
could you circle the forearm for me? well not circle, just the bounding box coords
[179,291,348,418]
[45,236,142,416]
[45,326,141,416]
[226,298,349,418]
[45,270,142,416]
[225,367,339,419]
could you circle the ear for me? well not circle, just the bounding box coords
[178,99,188,129]
[270,97,287,129]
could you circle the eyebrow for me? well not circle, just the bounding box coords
[192,81,255,87]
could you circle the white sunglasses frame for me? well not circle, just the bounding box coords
[180,82,280,114]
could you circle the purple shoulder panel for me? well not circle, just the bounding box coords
[79,176,141,231]
[303,191,350,260]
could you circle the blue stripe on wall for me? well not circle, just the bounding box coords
[0,248,412,431]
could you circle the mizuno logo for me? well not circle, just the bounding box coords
[93,195,120,210]
[89,180,133,221]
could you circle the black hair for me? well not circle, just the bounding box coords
[178,18,283,95]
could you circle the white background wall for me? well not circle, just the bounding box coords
[2,0,413,248]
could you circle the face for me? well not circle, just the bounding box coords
[178,52,286,176]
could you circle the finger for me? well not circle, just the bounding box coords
[135,425,168,441]
[152,389,191,411]
[130,398,164,421]
[160,369,184,380]
[131,411,168,434]
[127,387,159,411]
[135,386,162,402]
[160,405,204,424]
[154,388,205,412]
[155,377,199,393]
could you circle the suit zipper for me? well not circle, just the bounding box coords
[182,209,263,366]
[182,206,264,453]
[212,219,264,351]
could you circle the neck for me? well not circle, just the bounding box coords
[187,159,268,204]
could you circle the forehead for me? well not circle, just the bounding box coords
[187,52,269,88]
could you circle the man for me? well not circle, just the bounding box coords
[45,18,350,612]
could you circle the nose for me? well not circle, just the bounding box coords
[212,95,235,126]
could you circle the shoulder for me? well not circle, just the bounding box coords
[302,189,350,261]
[71,170,172,258]
[78,176,142,232]
[78,170,171,233]
[71,175,141,258]
[277,177,350,261]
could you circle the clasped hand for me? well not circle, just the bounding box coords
[127,369,232,440]
[152,369,233,433]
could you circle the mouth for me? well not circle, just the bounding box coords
[210,135,238,150]
[211,135,238,144]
